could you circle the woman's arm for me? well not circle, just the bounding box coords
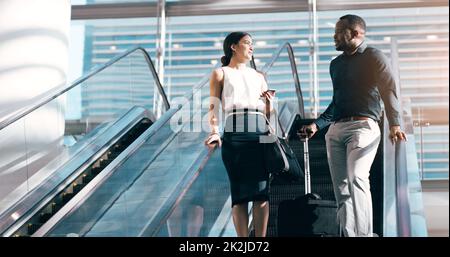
[208,68,224,134]
[257,71,274,118]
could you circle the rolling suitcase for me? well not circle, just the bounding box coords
[277,137,340,237]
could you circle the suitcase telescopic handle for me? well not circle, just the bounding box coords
[302,137,311,194]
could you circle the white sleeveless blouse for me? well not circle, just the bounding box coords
[221,66,268,114]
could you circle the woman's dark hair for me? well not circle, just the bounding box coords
[221,31,251,66]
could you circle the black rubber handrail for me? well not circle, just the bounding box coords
[383,113,412,237]
[260,42,305,118]
[395,140,412,236]
[389,39,412,237]
[0,46,169,131]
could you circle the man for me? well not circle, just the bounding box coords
[300,14,407,237]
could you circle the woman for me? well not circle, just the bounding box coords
[204,32,274,237]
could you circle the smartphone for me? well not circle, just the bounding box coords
[267,89,276,96]
[260,89,276,99]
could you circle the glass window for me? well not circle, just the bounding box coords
[69,5,448,180]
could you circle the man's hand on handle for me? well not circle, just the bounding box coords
[298,123,318,139]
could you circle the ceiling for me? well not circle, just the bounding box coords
[72,0,449,19]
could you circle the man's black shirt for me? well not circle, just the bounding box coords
[314,41,401,129]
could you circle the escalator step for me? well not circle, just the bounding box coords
[109,152,119,158]
[91,167,102,175]
[12,118,154,238]
[73,184,84,194]
[27,223,41,235]
[62,193,74,203]
[82,174,94,184]
[99,159,112,167]
[51,202,61,214]
[39,213,52,223]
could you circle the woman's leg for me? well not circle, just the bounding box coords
[252,200,269,237]
[232,202,249,237]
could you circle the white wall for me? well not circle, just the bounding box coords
[0,0,71,212]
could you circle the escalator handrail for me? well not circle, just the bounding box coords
[140,146,215,236]
[383,113,412,237]
[0,106,154,236]
[24,58,219,235]
[390,39,412,237]
[0,46,169,131]
[1,44,299,236]
[395,139,412,236]
[260,42,305,118]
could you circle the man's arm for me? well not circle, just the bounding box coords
[299,59,336,139]
[314,99,335,130]
[299,100,334,138]
[373,50,407,143]
[314,59,337,130]
[373,50,401,127]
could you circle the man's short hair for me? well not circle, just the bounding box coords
[340,14,366,32]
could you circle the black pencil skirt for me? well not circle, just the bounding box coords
[221,111,270,207]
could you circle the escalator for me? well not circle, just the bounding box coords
[0,42,425,237]
[40,44,300,237]
[14,110,153,236]
[0,47,169,236]
[38,56,231,236]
